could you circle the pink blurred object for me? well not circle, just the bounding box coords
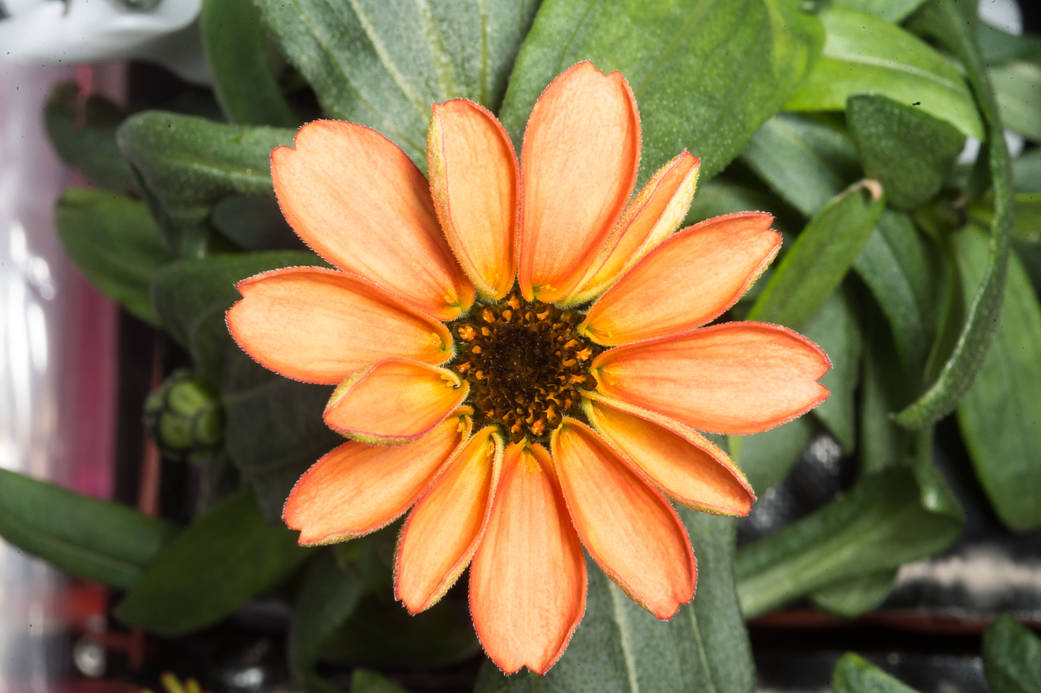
[0,62,124,689]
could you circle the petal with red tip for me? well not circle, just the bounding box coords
[566,152,701,305]
[283,412,470,545]
[395,426,502,613]
[583,395,755,516]
[518,62,640,303]
[428,100,518,300]
[226,267,453,384]
[581,213,781,346]
[551,420,695,619]
[592,322,831,434]
[271,120,474,319]
[324,359,469,443]
[470,443,586,675]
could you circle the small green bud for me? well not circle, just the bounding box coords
[144,370,223,462]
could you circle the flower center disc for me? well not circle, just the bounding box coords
[449,292,602,443]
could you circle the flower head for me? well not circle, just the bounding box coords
[226,62,830,674]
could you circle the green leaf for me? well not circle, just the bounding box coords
[954,227,1041,531]
[846,94,965,211]
[740,112,859,217]
[990,54,1041,142]
[43,83,135,194]
[255,0,539,168]
[688,177,794,227]
[748,181,884,329]
[289,552,365,693]
[150,252,340,521]
[976,21,1041,65]
[894,0,1013,429]
[221,355,342,523]
[201,0,297,127]
[55,188,173,325]
[477,512,754,693]
[499,0,823,181]
[970,193,1041,244]
[983,614,1041,693]
[735,462,963,618]
[323,594,479,669]
[785,6,983,139]
[0,469,175,590]
[833,0,926,22]
[852,210,941,373]
[833,653,918,692]
[151,250,319,381]
[1012,148,1041,193]
[117,489,310,636]
[211,195,301,251]
[118,112,294,256]
[803,289,861,452]
[810,570,897,618]
[351,670,410,693]
[729,417,816,493]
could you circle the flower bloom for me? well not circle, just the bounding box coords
[226,62,830,674]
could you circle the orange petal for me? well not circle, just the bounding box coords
[565,152,701,305]
[271,120,474,320]
[395,426,503,613]
[427,100,518,300]
[518,61,640,303]
[583,395,755,516]
[592,322,830,434]
[470,443,586,675]
[283,412,470,545]
[226,266,453,384]
[323,359,469,443]
[580,213,781,346]
[551,420,695,619]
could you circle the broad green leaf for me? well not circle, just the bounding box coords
[323,594,479,668]
[735,462,963,618]
[351,670,410,693]
[895,0,1013,429]
[0,469,175,590]
[211,196,301,251]
[810,570,897,618]
[749,181,884,329]
[955,227,1041,531]
[44,83,135,194]
[687,177,794,227]
[970,192,1041,245]
[803,289,861,452]
[478,512,754,693]
[118,112,294,256]
[852,210,941,372]
[785,7,983,139]
[740,112,859,217]
[1012,148,1041,192]
[55,188,173,325]
[151,250,319,382]
[833,653,918,692]
[976,21,1041,65]
[983,614,1041,693]
[833,0,925,22]
[117,489,310,636]
[201,0,297,127]
[729,417,816,493]
[255,0,539,167]
[289,552,365,693]
[990,55,1041,142]
[499,0,824,181]
[846,94,964,211]
[150,252,339,522]
[221,355,342,523]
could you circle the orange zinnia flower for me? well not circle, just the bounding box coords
[226,62,830,674]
